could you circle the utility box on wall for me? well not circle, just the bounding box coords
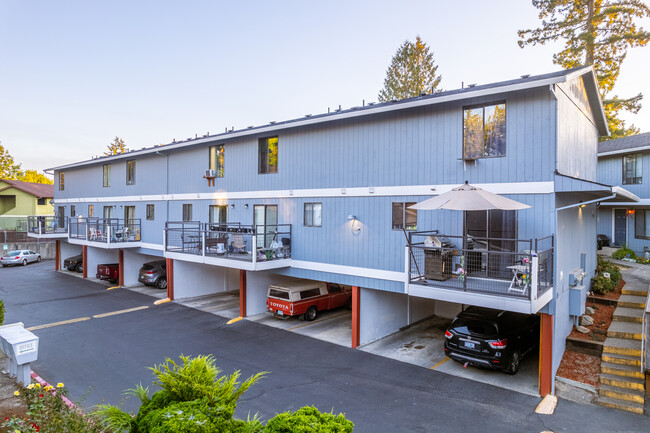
[569,285,588,317]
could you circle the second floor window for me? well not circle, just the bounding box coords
[103,164,111,187]
[635,209,650,239]
[37,198,46,206]
[70,205,76,217]
[88,205,94,217]
[209,145,225,178]
[392,202,417,230]
[126,160,136,185]
[209,205,227,224]
[623,154,642,185]
[182,204,192,222]
[463,102,506,160]
[304,203,322,227]
[146,204,155,221]
[259,136,278,174]
[58,172,64,190]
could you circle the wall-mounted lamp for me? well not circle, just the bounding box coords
[347,215,361,232]
[230,203,235,208]
[244,204,249,209]
[347,215,357,221]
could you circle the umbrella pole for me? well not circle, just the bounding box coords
[402,228,424,283]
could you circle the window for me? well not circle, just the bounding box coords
[126,160,135,185]
[463,102,506,159]
[623,154,642,185]
[182,204,192,222]
[304,203,322,227]
[209,145,225,178]
[88,205,94,217]
[37,198,46,206]
[146,204,155,221]
[392,202,417,230]
[466,210,517,251]
[209,205,227,224]
[635,210,650,239]
[59,172,64,190]
[299,288,322,300]
[103,206,113,219]
[254,204,278,247]
[103,164,111,187]
[70,205,76,217]
[258,136,278,174]
[57,206,65,227]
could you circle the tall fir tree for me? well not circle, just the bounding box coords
[104,136,128,156]
[378,36,442,102]
[518,0,650,140]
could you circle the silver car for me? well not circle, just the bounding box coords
[1,250,42,267]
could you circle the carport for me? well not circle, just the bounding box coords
[171,261,239,300]
[58,241,82,271]
[122,250,165,288]
[86,247,119,281]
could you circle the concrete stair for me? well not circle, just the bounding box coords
[595,288,646,415]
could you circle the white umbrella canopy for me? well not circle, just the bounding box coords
[409,182,531,211]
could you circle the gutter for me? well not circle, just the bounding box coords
[555,194,616,212]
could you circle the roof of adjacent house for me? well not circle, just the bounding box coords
[598,132,650,156]
[0,179,54,198]
[48,65,606,171]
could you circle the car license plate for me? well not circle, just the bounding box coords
[463,341,477,350]
[277,310,283,316]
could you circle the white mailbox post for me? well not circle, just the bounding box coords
[0,322,39,385]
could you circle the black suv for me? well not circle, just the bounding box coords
[444,307,539,375]
[63,255,83,273]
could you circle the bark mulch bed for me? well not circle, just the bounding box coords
[568,278,624,343]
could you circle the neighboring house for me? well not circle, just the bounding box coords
[37,66,635,397]
[0,179,54,230]
[597,132,650,252]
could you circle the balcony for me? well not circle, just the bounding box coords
[164,222,292,271]
[68,218,142,249]
[26,216,68,239]
[406,232,554,314]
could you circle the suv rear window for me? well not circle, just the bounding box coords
[299,288,322,300]
[269,289,290,300]
[141,264,153,270]
[451,319,497,337]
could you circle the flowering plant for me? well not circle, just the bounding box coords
[522,257,530,264]
[456,267,466,281]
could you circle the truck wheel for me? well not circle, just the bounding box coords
[156,278,167,290]
[75,264,83,273]
[305,306,318,321]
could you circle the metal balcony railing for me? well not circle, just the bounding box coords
[27,216,68,235]
[407,232,554,301]
[68,218,142,244]
[164,221,292,262]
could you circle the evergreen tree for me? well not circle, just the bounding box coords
[378,36,442,102]
[104,136,128,156]
[518,0,650,140]
[0,142,23,180]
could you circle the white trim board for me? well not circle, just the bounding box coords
[600,199,650,207]
[52,181,555,204]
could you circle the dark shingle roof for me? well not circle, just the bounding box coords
[0,179,54,198]
[598,132,650,155]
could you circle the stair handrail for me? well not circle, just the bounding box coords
[643,291,650,373]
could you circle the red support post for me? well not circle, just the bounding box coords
[539,313,553,397]
[351,286,360,349]
[55,240,60,271]
[118,249,124,287]
[165,258,174,300]
[82,245,87,279]
[239,270,247,317]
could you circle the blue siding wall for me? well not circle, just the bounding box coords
[598,152,650,198]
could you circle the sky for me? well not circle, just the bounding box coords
[1,1,649,176]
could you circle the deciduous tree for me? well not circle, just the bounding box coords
[0,142,23,180]
[518,0,650,140]
[104,136,128,156]
[378,36,442,102]
[18,169,53,185]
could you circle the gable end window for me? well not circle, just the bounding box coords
[103,164,111,187]
[209,145,225,178]
[58,172,65,190]
[623,154,642,185]
[463,102,506,160]
[392,202,417,231]
[37,198,46,206]
[258,136,278,174]
[304,203,322,227]
[126,160,136,185]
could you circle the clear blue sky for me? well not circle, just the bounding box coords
[1,1,648,175]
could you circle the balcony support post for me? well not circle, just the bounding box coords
[252,235,257,267]
[404,246,411,293]
[107,225,111,244]
[351,286,360,349]
[531,255,539,313]
[202,231,206,257]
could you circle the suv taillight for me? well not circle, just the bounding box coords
[487,339,508,349]
[444,330,453,339]
[146,271,154,274]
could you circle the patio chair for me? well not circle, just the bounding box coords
[230,234,247,254]
[89,227,97,240]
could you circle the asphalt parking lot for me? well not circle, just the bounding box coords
[1,261,648,432]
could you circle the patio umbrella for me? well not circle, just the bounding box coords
[409,181,531,211]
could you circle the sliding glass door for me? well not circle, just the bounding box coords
[254,205,278,248]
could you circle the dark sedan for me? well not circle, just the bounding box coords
[64,254,83,273]
[444,306,539,375]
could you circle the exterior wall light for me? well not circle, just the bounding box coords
[230,203,235,208]
[347,215,360,232]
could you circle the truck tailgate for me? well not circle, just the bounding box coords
[267,298,291,316]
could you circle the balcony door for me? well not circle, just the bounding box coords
[124,206,136,233]
[466,210,517,276]
[254,205,277,248]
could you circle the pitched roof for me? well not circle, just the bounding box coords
[598,132,650,156]
[48,66,605,172]
[0,179,54,198]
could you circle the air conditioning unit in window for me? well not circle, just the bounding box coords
[204,169,217,178]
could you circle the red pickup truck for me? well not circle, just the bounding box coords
[266,279,352,321]
[96,263,119,284]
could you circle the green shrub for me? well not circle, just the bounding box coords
[605,265,622,286]
[264,406,354,433]
[612,246,636,260]
[0,299,4,326]
[591,276,615,295]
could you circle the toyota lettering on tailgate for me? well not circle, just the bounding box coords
[269,301,287,310]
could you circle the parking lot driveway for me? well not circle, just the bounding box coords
[176,291,240,319]
[362,315,539,397]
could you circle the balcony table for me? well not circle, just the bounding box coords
[507,264,529,294]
